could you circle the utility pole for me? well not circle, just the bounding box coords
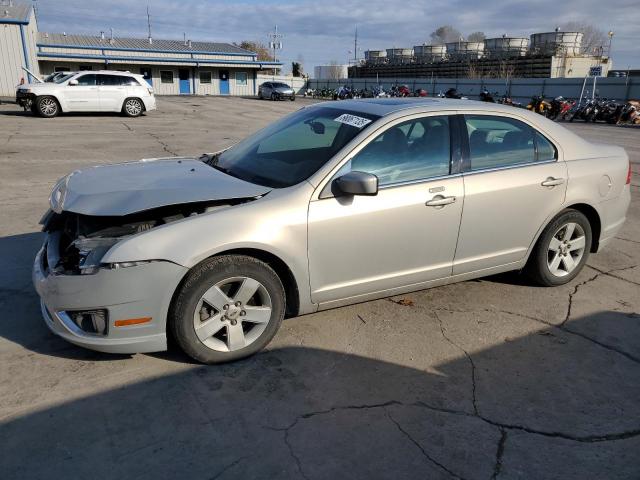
[268,25,283,63]
[146,5,152,44]
[268,25,283,80]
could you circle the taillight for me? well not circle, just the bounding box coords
[627,163,632,185]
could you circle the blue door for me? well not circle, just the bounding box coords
[219,70,230,95]
[179,69,190,94]
[141,68,152,86]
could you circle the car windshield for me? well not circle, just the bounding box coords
[54,74,75,84]
[273,83,290,88]
[213,106,380,188]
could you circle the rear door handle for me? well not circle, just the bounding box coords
[426,195,456,207]
[541,177,565,187]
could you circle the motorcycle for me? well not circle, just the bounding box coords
[389,84,411,97]
[526,96,549,115]
[479,89,495,102]
[413,88,428,97]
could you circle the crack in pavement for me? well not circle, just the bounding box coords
[615,236,640,245]
[434,310,479,415]
[561,272,600,327]
[587,264,640,287]
[265,400,640,480]
[147,132,179,156]
[121,122,134,132]
[385,407,467,480]
[490,429,507,480]
[208,455,248,480]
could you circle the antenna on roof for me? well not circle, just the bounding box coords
[109,27,114,44]
[183,32,187,46]
[146,5,153,45]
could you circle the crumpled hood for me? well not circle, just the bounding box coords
[51,157,271,216]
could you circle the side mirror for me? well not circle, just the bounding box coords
[68,79,79,86]
[334,171,378,196]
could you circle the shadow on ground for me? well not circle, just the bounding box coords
[1,232,639,479]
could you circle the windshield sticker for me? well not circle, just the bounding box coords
[334,114,372,129]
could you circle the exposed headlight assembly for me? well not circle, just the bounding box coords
[49,173,73,213]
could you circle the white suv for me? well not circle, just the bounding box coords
[16,70,156,118]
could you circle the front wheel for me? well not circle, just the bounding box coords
[123,98,144,117]
[290,95,295,101]
[169,255,285,364]
[525,209,592,286]
[36,96,59,118]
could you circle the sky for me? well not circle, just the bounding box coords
[34,0,639,75]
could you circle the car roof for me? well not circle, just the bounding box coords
[75,70,138,76]
[311,98,530,117]
[308,98,601,160]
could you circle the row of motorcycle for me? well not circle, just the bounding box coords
[304,84,640,126]
[304,84,428,100]
[524,96,640,125]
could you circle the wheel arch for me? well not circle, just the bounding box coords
[525,202,602,264]
[35,94,64,112]
[172,248,301,319]
[122,96,146,112]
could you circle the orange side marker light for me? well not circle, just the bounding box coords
[114,317,152,327]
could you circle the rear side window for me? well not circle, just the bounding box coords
[121,76,142,86]
[535,131,557,161]
[96,75,120,86]
[465,115,555,170]
[75,74,96,86]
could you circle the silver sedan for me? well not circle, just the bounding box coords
[33,99,631,363]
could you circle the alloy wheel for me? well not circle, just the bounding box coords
[125,99,142,116]
[547,222,586,277]
[193,276,272,352]
[40,98,58,116]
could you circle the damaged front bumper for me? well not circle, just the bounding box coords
[33,237,187,354]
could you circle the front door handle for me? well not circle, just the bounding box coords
[426,195,456,207]
[541,177,565,187]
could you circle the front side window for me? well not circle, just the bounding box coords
[75,74,96,86]
[345,116,451,186]
[465,115,555,170]
[236,72,248,86]
[213,107,379,188]
[160,71,174,84]
[200,71,212,84]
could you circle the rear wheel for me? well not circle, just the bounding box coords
[123,98,144,117]
[36,96,59,118]
[169,255,285,364]
[525,209,592,286]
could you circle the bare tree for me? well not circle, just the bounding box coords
[560,22,608,55]
[467,31,486,43]
[430,25,463,45]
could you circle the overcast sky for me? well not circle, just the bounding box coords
[35,0,639,74]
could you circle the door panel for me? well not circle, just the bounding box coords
[178,69,190,94]
[308,177,464,304]
[97,75,126,111]
[63,74,99,111]
[454,114,567,274]
[454,162,567,274]
[219,70,230,95]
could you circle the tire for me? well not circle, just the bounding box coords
[36,96,59,118]
[290,95,295,101]
[258,91,263,100]
[525,209,592,286]
[271,93,277,101]
[122,98,144,117]
[169,255,286,364]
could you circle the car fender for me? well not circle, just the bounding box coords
[101,183,316,314]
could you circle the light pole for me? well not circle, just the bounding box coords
[607,31,614,58]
